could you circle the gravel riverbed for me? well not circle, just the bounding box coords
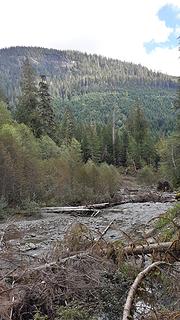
[0,201,175,259]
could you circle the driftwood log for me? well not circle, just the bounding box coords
[122,261,168,320]
[124,241,179,256]
[41,203,110,215]
[41,190,176,216]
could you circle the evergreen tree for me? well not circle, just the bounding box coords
[126,105,157,168]
[38,75,56,138]
[16,58,39,134]
[127,105,148,145]
[61,106,75,144]
[163,46,180,186]
[0,101,12,127]
[119,128,129,166]
[175,77,180,131]
[0,87,8,105]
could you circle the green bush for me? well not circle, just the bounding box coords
[55,306,93,320]
[137,165,158,185]
[18,199,41,217]
[0,196,8,219]
[33,311,48,320]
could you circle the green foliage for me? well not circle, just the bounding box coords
[0,47,177,136]
[0,86,8,104]
[60,107,76,144]
[0,123,120,208]
[0,196,8,219]
[158,134,180,187]
[0,101,12,126]
[155,203,180,230]
[0,123,40,206]
[98,270,133,320]
[126,106,158,169]
[16,57,40,135]
[34,305,95,320]
[60,138,82,165]
[158,76,180,188]
[33,311,48,320]
[18,199,40,216]
[1,46,178,211]
[155,203,180,241]
[137,165,158,185]
[56,90,176,136]
[126,105,148,144]
[55,306,92,320]
[39,135,61,159]
[38,75,56,138]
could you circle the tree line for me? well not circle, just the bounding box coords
[0,57,179,214]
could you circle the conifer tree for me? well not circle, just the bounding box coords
[0,87,8,105]
[38,75,56,138]
[175,77,180,131]
[16,58,39,135]
[61,106,75,144]
[119,128,129,166]
[126,105,156,168]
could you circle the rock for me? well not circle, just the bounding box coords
[21,243,38,252]
[110,234,116,238]
[30,233,36,238]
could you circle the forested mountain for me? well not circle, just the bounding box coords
[0,46,178,134]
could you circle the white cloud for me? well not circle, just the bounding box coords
[142,47,179,75]
[0,0,179,75]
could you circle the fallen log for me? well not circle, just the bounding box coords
[41,202,110,214]
[13,241,179,279]
[122,261,168,320]
[42,208,95,214]
[124,241,178,256]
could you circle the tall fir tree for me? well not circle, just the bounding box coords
[38,75,56,138]
[16,58,39,135]
[175,77,180,131]
[126,105,156,168]
[61,106,75,144]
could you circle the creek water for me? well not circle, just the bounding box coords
[0,201,175,259]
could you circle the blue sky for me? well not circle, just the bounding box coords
[0,0,179,75]
[145,4,180,53]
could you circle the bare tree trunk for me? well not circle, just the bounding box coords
[171,145,177,170]
[122,261,168,320]
[124,241,176,255]
[112,107,115,164]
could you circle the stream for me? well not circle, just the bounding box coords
[0,200,175,260]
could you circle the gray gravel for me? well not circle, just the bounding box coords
[0,201,175,259]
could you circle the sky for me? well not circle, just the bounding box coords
[0,0,180,76]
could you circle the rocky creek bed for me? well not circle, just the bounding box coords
[0,199,176,261]
[0,187,179,320]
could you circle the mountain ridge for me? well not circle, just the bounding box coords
[0,46,177,103]
[0,46,177,134]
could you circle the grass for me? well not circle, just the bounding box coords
[154,203,180,241]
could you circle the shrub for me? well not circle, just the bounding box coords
[137,165,158,185]
[55,306,92,320]
[0,196,8,219]
[18,199,41,217]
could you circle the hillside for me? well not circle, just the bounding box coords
[0,46,178,133]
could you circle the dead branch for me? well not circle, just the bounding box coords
[171,145,177,171]
[122,261,168,320]
[96,219,116,240]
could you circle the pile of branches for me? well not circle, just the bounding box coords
[0,222,180,320]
